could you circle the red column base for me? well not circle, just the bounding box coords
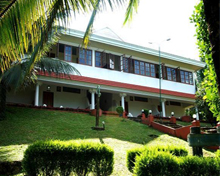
[192,120,200,127]
[170,116,176,124]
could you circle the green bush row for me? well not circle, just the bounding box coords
[22,140,114,176]
[126,145,188,172]
[133,152,220,176]
[216,150,220,157]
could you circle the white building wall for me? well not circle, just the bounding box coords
[39,84,88,108]
[165,104,185,119]
[70,63,195,95]
[7,88,35,105]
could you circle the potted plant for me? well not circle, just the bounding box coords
[142,109,149,117]
[116,106,124,117]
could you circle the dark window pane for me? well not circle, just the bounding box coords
[59,44,64,53]
[145,63,150,76]
[140,62,145,75]
[134,60,140,74]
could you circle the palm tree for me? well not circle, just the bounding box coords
[0,0,139,73]
[0,56,80,120]
[0,0,139,119]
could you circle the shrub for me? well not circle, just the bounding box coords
[133,151,179,176]
[126,145,188,173]
[22,140,114,176]
[179,156,219,176]
[116,106,123,114]
[216,150,220,157]
[143,109,149,117]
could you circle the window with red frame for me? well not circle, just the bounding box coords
[64,45,72,61]
[180,70,193,84]
[79,49,92,65]
[166,67,177,81]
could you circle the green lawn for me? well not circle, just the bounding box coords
[0,107,215,176]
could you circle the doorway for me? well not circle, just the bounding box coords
[43,91,54,107]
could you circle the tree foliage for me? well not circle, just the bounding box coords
[190,0,220,121]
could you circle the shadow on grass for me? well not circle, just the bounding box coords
[0,107,163,147]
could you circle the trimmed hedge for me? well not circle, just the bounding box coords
[129,148,220,176]
[22,140,114,176]
[116,106,123,114]
[179,156,220,176]
[133,151,179,176]
[216,150,220,157]
[126,145,188,172]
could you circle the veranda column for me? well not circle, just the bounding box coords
[120,93,127,111]
[92,49,95,67]
[120,56,123,72]
[195,106,199,120]
[161,99,166,117]
[89,89,96,109]
[34,83,40,106]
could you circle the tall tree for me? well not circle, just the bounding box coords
[0,0,139,74]
[190,0,220,121]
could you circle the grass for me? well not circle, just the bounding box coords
[177,120,213,127]
[0,107,215,176]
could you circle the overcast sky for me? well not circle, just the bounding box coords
[68,0,200,60]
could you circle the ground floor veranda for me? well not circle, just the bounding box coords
[6,75,196,118]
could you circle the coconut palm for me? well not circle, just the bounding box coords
[0,0,139,119]
[0,55,80,120]
[0,0,139,73]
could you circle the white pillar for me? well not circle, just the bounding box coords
[162,99,166,117]
[89,89,96,109]
[35,83,40,106]
[92,49,95,67]
[120,56,123,72]
[120,93,127,111]
[196,106,199,120]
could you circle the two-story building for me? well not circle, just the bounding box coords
[7,27,205,117]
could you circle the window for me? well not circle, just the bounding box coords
[109,54,115,69]
[64,45,72,61]
[140,62,145,75]
[134,96,148,102]
[180,70,193,84]
[134,60,140,74]
[95,52,120,70]
[63,87,81,94]
[145,63,150,76]
[79,49,92,65]
[150,64,155,77]
[123,57,129,72]
[95,52,102,67]
[170,101,181,106]
[58,44,78,63]
[166,67,176,81]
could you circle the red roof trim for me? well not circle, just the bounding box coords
[38,72,195,99]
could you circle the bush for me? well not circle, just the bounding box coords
[133,151,179,176]
[116,106,123,114]
[216,150,220,157]
[126,145,188,173]
[143,109,149,117]
[179,156,219,176]
[22,140,114,176]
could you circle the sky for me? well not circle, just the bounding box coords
[68,0,200,60]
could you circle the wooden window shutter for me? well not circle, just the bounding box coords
[162,64,167,79]
[176,67,181,82]
[155,64,160,78]
[102,52,107,68]
[129,58,134,73]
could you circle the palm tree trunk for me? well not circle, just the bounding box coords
[0,80,6,120]
[203,0,219,92]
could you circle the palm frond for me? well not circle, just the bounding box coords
[36,57,81,76]
[83,0,101,47]
[123,0,139,25]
